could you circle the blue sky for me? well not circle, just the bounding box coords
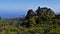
[0,0,60,18]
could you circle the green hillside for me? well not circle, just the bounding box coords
[0,7,60,34]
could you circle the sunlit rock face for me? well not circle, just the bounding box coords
[35,7,55,19]
[41,7,55,18]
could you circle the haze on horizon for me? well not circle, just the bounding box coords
[0,0,60,18]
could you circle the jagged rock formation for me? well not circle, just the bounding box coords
[26,6,55,20]
[24,6,56,27]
